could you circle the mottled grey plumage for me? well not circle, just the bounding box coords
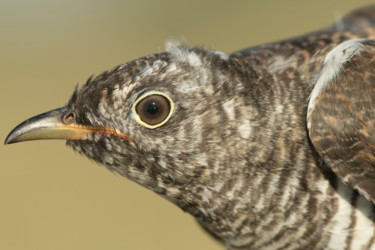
[6,6,375,250]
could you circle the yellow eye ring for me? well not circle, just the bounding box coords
[132,91,175,129]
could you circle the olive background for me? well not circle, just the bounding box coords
[1,1,374,249]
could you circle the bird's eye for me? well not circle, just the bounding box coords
[133,92,174,129]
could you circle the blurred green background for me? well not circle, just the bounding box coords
[1,1,374,249]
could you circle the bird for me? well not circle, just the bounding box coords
[5,6,375,250]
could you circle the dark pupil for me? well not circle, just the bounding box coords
[147,102,159,115]
[136,94,171,126]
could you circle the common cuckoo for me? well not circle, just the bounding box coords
[5,6,375,250]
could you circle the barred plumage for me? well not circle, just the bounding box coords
[5,6,375,250]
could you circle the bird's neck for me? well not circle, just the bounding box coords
[164,56,375,248]
[171,149,375,249]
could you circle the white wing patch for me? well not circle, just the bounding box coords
[307,39,366,128]
[326,181,354,250]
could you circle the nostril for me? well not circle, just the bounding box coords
[63,111,76,124]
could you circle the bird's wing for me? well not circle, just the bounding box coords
[307,39,375,203]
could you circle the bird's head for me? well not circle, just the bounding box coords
[5,45,258,215]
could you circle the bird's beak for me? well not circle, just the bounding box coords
[4,106,132,145]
